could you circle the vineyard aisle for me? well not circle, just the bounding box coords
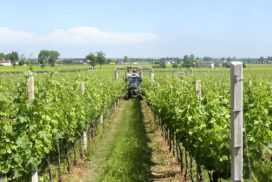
[141,100,183,182]
[65,99,182,182]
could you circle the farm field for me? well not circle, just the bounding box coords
[0,62,155,74]
[0,64,272,182]
[0,65,91,74]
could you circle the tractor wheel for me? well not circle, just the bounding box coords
[138,95,143,100]
[124,93,129,100]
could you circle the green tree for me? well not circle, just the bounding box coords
[0,53,5,60]
[172,62,178,68]
[38,50,60,67]
[181,54,197,68]
[227,57,232,62]
[258,57,265,64]
[160,60,166,68]
[222,62,230,68]
[38,50,49,67]
[203,56,212,61]
[5,51,19,68]
[220,57,225,63]
[214,62,220,68]
[48,51,60,67]
[124,56,128,63]
[96,51,106,69]
[19,54,27,66]
[85,53,97,68]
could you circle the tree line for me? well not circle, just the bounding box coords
[1,50,272,68]
[0,50,108,69]
[85,51,106,69]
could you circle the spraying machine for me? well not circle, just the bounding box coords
[114,66,154,100]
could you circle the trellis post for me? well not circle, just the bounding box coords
[248,80,252,91]
[100,114,104,124]
[28,76,38,182]
[150,72,154,80]
[230,62,243,182]
[140,70,143,79]
[81,82,87,151]
[115,69,119,79]
[196,80,203,181]
[196,80,201,99]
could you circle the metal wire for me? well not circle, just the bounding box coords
[244,126,253,182]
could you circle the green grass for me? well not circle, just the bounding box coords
[0,63,154,73]
[249,160,272,182]
[97,99,150,182]
[0,64,91,73]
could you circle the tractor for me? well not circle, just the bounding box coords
[114,66,154,100]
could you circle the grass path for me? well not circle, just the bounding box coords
[64,99,182,182]
[96,99,150,182]
[82,100,129,182]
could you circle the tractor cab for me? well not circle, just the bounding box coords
[128,73,142,87]
[114,66,153,100]
[129,76,138,87]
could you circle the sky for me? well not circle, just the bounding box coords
[0,0,272,58]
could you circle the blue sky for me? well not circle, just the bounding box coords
[0,0,271,58]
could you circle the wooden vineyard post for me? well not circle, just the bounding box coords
[230,62,243,182]
[115,69,119,79]
[28,76,38,182]
[196,79,203,182]
[81,82,87,151]
[83,132,87,151]
[140,70,143,79]
[100,114,104,124]
[28,76,35,101]
[150,72,154,80]
[31,169,38,182]
[114,101,117,110]
[248,80,252,91]
[196,80,201,99]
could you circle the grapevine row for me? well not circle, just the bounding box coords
[142,76,272,181]
[0,72,125,181]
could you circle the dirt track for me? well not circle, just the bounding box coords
[63,99,183,182]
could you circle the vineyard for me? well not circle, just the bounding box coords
[0,65,272,182]
[142,66,272,181]
[0,70,126,181]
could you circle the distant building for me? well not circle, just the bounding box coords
[74,59,84,64]
[0,59,12,66]
[197,60,214,68]
[165,60,175,64]
[118,60,124,64]
[110,61,116,64]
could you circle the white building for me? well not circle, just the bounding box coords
[0,60,12,66]
[196,60,214,68]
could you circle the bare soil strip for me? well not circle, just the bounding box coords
[141,100,185,182]
[63,100,127,182]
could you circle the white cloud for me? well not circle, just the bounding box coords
[0,27,43,44]
[0,26,157,46]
